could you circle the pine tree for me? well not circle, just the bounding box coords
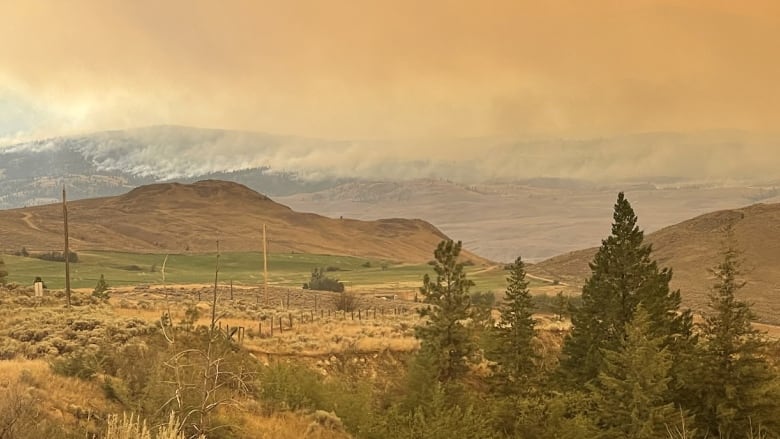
[92,274,110,300]
[692,238,778,436]
[416,240,476,383]
[487,256,537,393]
[590,305,686,439]
[559,192,692,386]
[0,257,7,285]
[554,291,568,321]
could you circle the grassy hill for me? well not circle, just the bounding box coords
[0,180,487,264]
[530,202,780,322]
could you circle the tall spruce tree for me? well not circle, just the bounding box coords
[559,192,692,386]
[416,240,476,383]
[590,305,686,439]
[692,238,778,436]
[487,256,537,393]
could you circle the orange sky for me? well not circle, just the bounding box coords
[0,0,778,141]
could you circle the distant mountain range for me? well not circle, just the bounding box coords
[0,126,350,209]
[2,126,779,263]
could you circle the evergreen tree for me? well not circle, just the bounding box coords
[590,305,686,439]
[92,274,110,300]
[559,192,692,387]
[416,240,475,383]
[0,257,7,285]
[554,290,568,321]
[487,256,537,393]
[692,238,778,436]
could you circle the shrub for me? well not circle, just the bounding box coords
[305,268,345,293]
[50,348,101,379]
[333,292,360,312]
[258,362,326,411]
[0,257,7,285]
[35,251,79,263]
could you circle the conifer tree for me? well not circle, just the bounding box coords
[590,305,685,439]
[692,238,778,436]
[92,274,110,300]
[416,240,475,383]
[559,192,692,386]
[487,256,537,393]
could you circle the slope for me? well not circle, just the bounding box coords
[0,180,484,264]
[530,203,780,322]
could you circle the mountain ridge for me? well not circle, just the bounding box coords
[0,180,482,264]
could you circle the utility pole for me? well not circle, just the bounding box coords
[62,186,71,309]
[263,224,268,305]
[211,239,220,333]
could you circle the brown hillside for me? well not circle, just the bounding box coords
[531,203,780,323]
[0,180,485,264]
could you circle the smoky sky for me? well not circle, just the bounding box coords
[0,0,779,182]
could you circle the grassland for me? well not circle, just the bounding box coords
[1,250,556,294]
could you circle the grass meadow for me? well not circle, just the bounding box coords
[1,250,552,293]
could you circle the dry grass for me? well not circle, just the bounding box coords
[0,358,118,431]
[239,411,351,439]
[114,295,421,357]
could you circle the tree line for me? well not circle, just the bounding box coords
[407,192,779,438]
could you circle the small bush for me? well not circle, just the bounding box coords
[50,349,101,379]
[35,251,79,263]
[333,292,360,312]
[306,268,344,293]
[119,265,145,272]
[258,362,326,412]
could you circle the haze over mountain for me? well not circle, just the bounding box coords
[530,202,780,323]
[2,126,779,262]
[280,181,780,263]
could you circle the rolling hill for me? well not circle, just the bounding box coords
[0,180,484,264]
[280,179,780,262]
[530,202,780,323]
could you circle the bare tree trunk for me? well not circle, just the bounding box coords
[62,187,71,309]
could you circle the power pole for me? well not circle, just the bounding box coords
[263,224,268,305]
[62,186,71,309]
[211,239,220,333]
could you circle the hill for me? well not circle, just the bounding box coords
[0,180,483,264]
[530,202,780,322]
[280,179,780,262]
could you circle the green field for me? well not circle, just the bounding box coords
[0,250,547,293]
